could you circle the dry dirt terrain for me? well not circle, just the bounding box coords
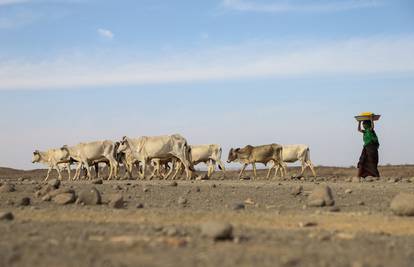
[1,166,414,267]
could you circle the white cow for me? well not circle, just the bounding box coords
[32,149,72,181]
[117,134,193,180]
[60,140,118,180]
[274,145,317,177]
[172,144,226,179]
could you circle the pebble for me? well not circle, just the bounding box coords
[244,198,255,205]
[143,187,149,193]
[48,179,61,189]
[169,181,178,187]
[19,197,31,206]
[0,211,14,221]
[177,197,188,205]
[53,192,76,205]
[200,221,233,241]
[91,179,103,185]
[329,206,341,212]
[0,184,16,193]
[76,187,102,205]
[136,203,144,209]
[358,201,365,206]
[307,185,335,207]
[390,193,414,216]
[232,203,245,210]
[109,194,124,209]
[195,187,201,192]
[345,189,353,194]
[352,177,360,183]
[291,185,303,196]
[298,221,318,228]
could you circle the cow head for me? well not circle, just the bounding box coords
[227,148,239,163]
[32,150,40,163]
[60,145,71,160]
[117,136,129,154]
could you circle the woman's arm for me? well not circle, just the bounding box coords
[370,117,375,130]
[358,121,364,133]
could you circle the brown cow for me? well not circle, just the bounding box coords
[227,144,283,179]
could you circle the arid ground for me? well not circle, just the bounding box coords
[1,165,414,267]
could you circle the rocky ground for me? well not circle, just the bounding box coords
[0,166,414,267]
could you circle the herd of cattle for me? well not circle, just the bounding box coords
[31,134,317,181]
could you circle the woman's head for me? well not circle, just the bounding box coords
[363,120,372,130]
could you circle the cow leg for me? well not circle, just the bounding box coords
[84,162,93,180]
[299,159,306,177]
[55,164,63,180]
[44,166,53,181]
[94,163,99,179]
[148,160,157,180]
[238,164,248,179]
[266,161,274,179]
[217,160,226,177]
[66,163,71,181]
[307,161,317,177]
[252,163,257,180]
[141,160,147,180]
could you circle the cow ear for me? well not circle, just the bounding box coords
[235,148,240,152]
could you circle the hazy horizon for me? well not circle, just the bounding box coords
[0,0,413,170]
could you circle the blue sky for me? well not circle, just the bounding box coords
[0,0,413,169]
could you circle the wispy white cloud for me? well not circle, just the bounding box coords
[0,35,413,90]
[97,28,114,39]
[221,0,382,13]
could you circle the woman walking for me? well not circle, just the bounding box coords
[357,119,380,178]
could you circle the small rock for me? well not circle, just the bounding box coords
[329,206,341,212]
[291,185,303,196]
[41,194,52,202]
[177,197,187,205]
[143,187,149,193]
[136,203,144,209]
[200,221,233,241]
[0,184,15,193]
[241,176,251,180]
[244,198,255,205]
[195,187,201,192]
[307,185,335,207]
[232,203,245,210]
[76,187,101,205]
[6,200,14,206]
[48,179,61,189]
[352,177,360,183]
[0,211,14,221]
[169,181,178,187]
[163,226,179,236]
[91,179,103,185]
[19,197,31,206]
[53,193,75,205]
[390,193,414,216]
[299,221,318,228]
[112,185,122,190]
[109,194,124,209]
[195,174,209,181]
[211,184,217,188]
[345,189,353,194]
[364,176,374,182]
[358,201,365,206]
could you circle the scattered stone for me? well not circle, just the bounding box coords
[307,185,335,207]
[364,176,374,182]
[211,184,217,188]
[390,193,414,216]
[143,187,149,193]
[169,181,178,187]
[291,185,303,196]
[112,185,122,190]
[91,179,103,185]
[53,192,75,205]
[329,206,341,212]
[345,189,353,194]
[0,184,15,193]
[232,203,245,210]
[6,200,14,206]
[48,179,61,189]
[195,187,201,192]
[177,196,188,205]
[109,194,124,209]
[76,187,101,205]
[41,194,52,202]
[352,177,360,183]
[299,221,318,228]
[163,226,179,237]
[136,203,144,209]
[195,174,209,181]
[0,211,14,221]
[244,198,255,205]
[241,176,251,180]
[358,201,365,206]
[19,197,31,206]
[200,221,233,241]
